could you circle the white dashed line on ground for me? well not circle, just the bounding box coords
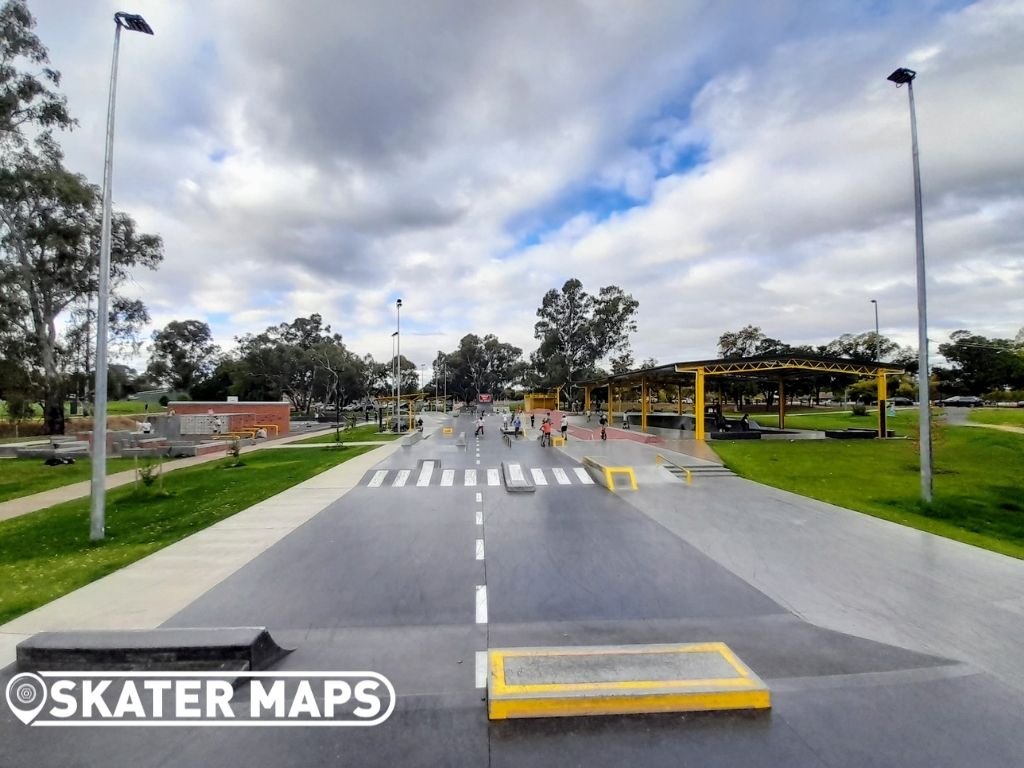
[552,467,571,485]
[441,469,455,487]
[476,539,485,560]
[475,651,487,689]
[475,492,482,503]
[392,469,410,487]
[487,469,500,486]
[476,510,483,525]
[368,470,388,487]
[476,585,488,624]
[465,469,477,486]
[531,468,547,485]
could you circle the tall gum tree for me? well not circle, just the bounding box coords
[531,279,638,401]
[0,136,163,432]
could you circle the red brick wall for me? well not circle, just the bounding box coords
[169,402,291,436]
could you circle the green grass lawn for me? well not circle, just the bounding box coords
[292,423,402,444]
[0,446,373,624]
[750,408,919,437]
[713,424,1024,559]
[969,408,1024,427]
[0,457,140,503]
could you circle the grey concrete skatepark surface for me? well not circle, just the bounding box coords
[3,410,1024,766]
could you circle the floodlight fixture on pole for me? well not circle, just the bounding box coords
[870,299,880,361]
[888,65,932,502]
[90,11,153,541]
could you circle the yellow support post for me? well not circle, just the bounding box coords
[584,385,592,413]
[695,368,705,441]
[641,378,648,432]
[778,379,786,430]
[677,385,683,416]
[607,384,614,427]
[877,370,888,438]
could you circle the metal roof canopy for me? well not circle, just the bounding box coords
[578,354,907,441]
[580,354,905,388]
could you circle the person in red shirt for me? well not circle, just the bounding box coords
[541,418,552,447]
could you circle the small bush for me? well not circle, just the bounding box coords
[851,403,868,416]
[137,460,160,487]
[158,395,170,407]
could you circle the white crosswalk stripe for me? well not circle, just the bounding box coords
[417,461,435,487]
[573,467,595,484]
[366,466,598,489]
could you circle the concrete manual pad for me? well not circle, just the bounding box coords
[488,642,770,719]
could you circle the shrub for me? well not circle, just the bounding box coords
[158,395,169,407]
[852,403,868,416]
[137,459,161,487]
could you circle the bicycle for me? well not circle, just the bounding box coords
[600,426,607,441]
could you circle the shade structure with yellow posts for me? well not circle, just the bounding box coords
[580,355,906,441]
[524,392,559,412]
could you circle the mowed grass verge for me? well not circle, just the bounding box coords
[0,446,373,625]
[712,425,1024,559]
[293,423,401,444]
[970,408,1024,427]
[0,457,140,503]
[750,408,918,436]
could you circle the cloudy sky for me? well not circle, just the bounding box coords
[30,0,1024,373]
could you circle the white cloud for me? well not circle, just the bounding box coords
[28,0,1024,373]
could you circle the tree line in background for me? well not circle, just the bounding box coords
[1,2,1021,432]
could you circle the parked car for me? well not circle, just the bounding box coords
[939,395,984,407]
[889,397,914,406]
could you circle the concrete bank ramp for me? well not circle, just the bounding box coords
[16,627,291,672]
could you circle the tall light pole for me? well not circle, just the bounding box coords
[91,12,153,541]
[888,66,932,503]
[870,299,880,360]
[396,299,402,430]
[391,331,398,429]
[443,360,448,414]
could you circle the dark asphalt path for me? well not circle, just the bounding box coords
[3,410,1024,766]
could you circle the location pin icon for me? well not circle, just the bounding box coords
[6,672,47,725]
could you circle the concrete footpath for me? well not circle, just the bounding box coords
[0,437,404,668]
[0,424,368,522]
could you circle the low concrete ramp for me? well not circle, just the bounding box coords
[501,461,536,493]
[16,627,291,672]
[488,642,770,719]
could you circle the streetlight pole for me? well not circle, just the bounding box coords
[396,299,402,431]
[391,331,398,429]
[888,66,932,503]
[90,12,153,541]
[870,299,880,360]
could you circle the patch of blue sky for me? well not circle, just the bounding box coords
[208,149,229,163]
[506,138,707,253]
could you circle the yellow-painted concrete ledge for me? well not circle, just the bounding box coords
[488,641,771,720]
